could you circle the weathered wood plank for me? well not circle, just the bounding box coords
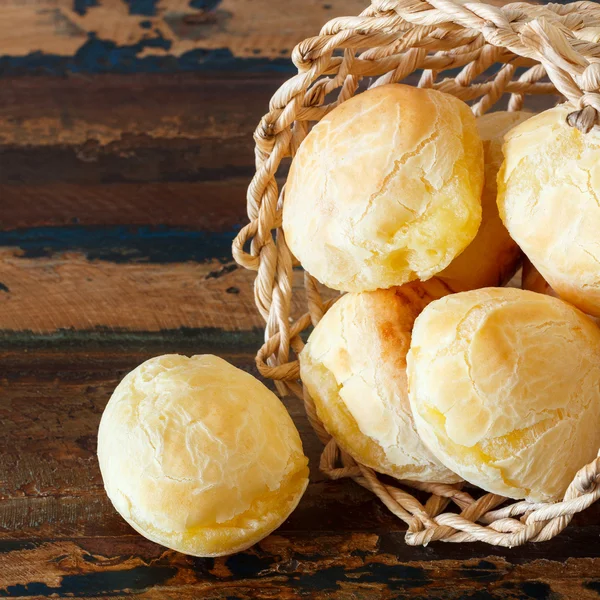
[0,181,248,231]
[0,226,239,261]
[0,250,308,332]
[3,532,600,598]
[0,74,276,145]
[1,0,367,58]
[0,74,278,223]
[1,139,256,184]
[0,0,365,76]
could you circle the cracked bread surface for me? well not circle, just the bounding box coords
[300,279,461,483]
[97,354,309,557]
[407,287,600,501]
[282,83,484,292]
[498,104,600,317]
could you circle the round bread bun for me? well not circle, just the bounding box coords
[300,279,460,483]
[283,84,484,292]
[407,288,600,502]
[97,354,309,557]
[439,111,531,291]
[498,104,600,317]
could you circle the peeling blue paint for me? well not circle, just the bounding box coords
[0,33,293,75]
[0,282,9,293]
[124,0,159,15]
[0,225,240,263]
[140,19,153,28]
[189,0,222,9]
[73,33,172,71]
[73,0,99,15]
[4,566,179,597]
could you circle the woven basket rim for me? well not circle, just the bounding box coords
[232,0,600,547]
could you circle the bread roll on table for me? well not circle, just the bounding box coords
[98,354,309,557]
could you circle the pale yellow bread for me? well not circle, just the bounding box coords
[283,83,484,292]
[300,279,460,483]
[498,104,600,317]
[97,354,309,557]
[407,287,600,502]
[439,111,531,291]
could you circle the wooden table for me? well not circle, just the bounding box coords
[2,0,599,598]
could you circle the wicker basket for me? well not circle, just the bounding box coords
[232,0,600,547]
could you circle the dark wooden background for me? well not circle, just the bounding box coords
[1,0,599,598]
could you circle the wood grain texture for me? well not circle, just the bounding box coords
[0,75,269,186]
[0,74,279,239]
[0,74,273,148]
[0,248,339,332]
[0,181,249,230]
[4,535,600,599]
[0,0,366,77]
[0,252,274,333]
[1,0,366,58]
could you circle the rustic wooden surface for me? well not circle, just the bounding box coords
[1,0,597,598]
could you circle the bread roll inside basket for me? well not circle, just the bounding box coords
[232,0,600,547]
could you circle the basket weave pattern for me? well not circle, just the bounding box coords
[232,0,600,546]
